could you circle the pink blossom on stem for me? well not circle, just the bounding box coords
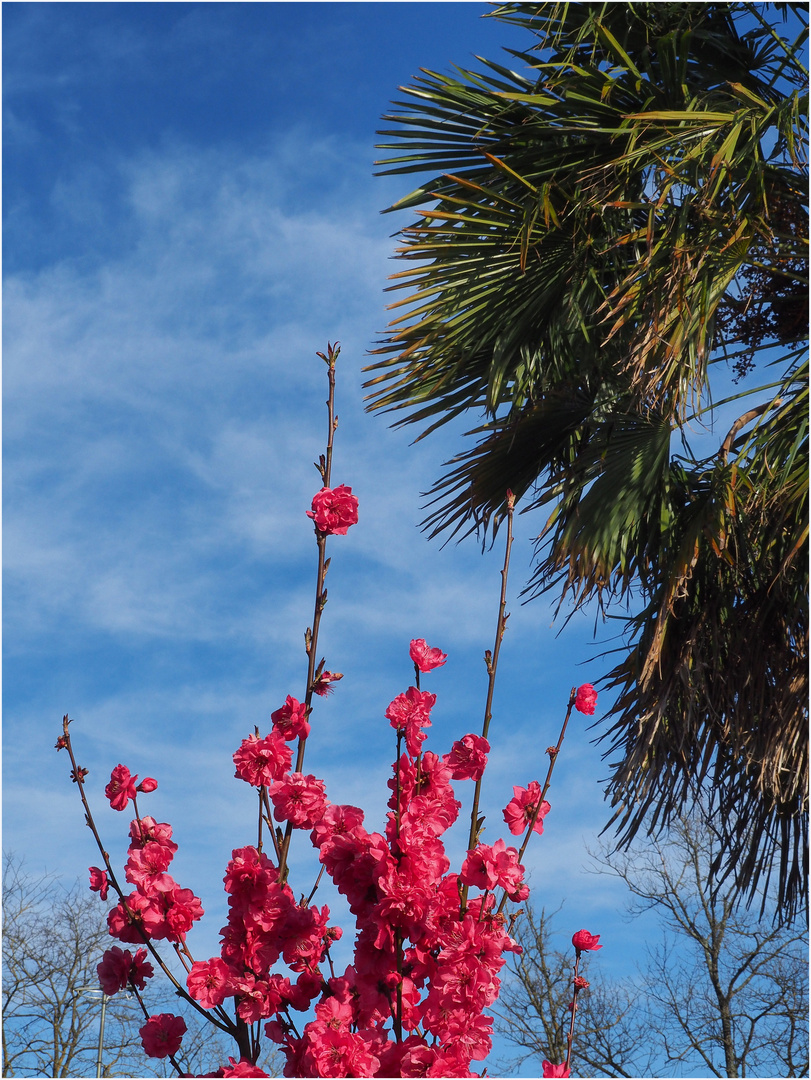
[137,777,158,793]
[301,1025,382,1077]
[306,484,358,535]
[503,781,551,836]
[574,683,598,715]
[310,804,365,849]
[409,638,447,673]
[443,734,490,781]
[187,957,234,1009]
[222,846,279,901]
[125,843,175,892]
[88,866,109,900]
[222,1058,269,1078]
[460,838,526,896]
[233,732,292,787]
[105,764,138,811]
[97,949,131,996]
[128,816,177,855]
[98,946,136,995]
[312,670,343,697]
[107,891,155,944]
[385,686,436,758]
[572,928,602,952]
[270,696,311,741]
[163,885,205,941]
[543,1061,571,1077]
[280,902,333,972]
[98,946,153,995]
[269,773,328,828]
[139,1013,186,1058]
[124,951,152,992]
[233,974,285,1024]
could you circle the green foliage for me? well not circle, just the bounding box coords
[367,3,808,916]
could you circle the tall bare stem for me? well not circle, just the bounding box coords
[461,492,514,909]
[278,344,339,879]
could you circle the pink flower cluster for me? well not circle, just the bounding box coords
[97,944,154,995]
[104,763,157,811]
[174,640,541,1076]
[66,364,601,1078]
[503,781,551,837]
[105,811,204,949]
[83,631,592,1075]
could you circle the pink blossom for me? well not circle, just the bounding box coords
[310,804,365,849]
[128,816,177,854]
[312,670,343,697]
[125,843,175,892]
[137,777,158,793]
[139,1013,186,1058]
[503,782,551,836]
[128,947,153,990]
[269,773,327,828]
[280,903,332,972]
[222,1059,268,1078]
[187,958,234,1008]
[233,974,285,1024]
[385,686,436,758]
[409,638,448,672]
[89,866,109,901]
[389,752,459,829]
[574,683,598,715]
[306,484,359,535]
[107,892,153,944]
[270,696,310,741]
[164,885,204,941]
[222,846,278,900]
[233,732,292,787]
[97,946,153,995]
[460,838,525,895]
[315,995,354,1030]
[444,734,490,781]
[98,946,135,995]
[572,928,602,952]
[543,1062,571,1078]
[105,764,138,811]
[302,1025,381,1077]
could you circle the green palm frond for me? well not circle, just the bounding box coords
[367,1,808,917]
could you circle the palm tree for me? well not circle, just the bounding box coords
[365,3,808,917]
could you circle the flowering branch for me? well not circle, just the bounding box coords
[56,721,239,1047]
[59,345,601,1078]
[461,491,514,909]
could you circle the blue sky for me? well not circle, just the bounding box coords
[3,4,669,1076]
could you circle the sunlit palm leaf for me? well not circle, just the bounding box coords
[367,1,808,917]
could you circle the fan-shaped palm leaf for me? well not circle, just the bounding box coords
[366,2,808,916]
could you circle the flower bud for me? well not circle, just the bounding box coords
[571,928,601,952]
[574,683,598,715]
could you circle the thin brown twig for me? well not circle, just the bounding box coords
[56,717,238,1039]
[461,492,514,911]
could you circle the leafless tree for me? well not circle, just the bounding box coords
[496,816,808,1078]
[606,816,809,1079]
[2,854,144,1077]
[495,904,654,1078]
[1,855,281,1077]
